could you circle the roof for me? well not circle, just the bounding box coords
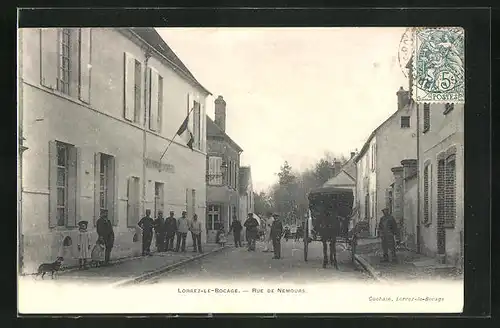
[128,28,211,95]
[353,99,413,163]
[239,166,252,194]
[206,115,244,152]
[323,171,355,187]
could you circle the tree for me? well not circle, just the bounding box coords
[253,191,273,216]
[313,152,348,186]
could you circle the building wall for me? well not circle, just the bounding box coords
[20,28,208,273]
[419,103,464,266]
[376,102,417,229]
[355,136,377,236]
[206,137,240,236]
[403,176,418,251]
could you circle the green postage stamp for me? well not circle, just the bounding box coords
[412,27,465,103]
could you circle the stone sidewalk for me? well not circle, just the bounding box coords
[354,238,463,282]
[55,243,225,284]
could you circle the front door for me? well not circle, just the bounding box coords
[206,204,221,243]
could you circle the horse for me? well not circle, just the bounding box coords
[314,211,341,269]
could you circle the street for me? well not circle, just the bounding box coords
[145,239,372,284]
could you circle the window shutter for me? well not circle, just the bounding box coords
[79,28,92,103]
[48,141,58,228]
[192,189,196,218]
[67,146,79,227]
[157,75,163,133]
[107,156,118,226]
[437,159,445,229]
[423,165,429,224]
[40,28,58,89]
[93,152,101,226]
[445,155,456,227]
[423,103,430,132]
[186,93,192,143]
[127,177,134,228]
[123,53,136,121]
[186,188,191,217]
[149,67,159,131]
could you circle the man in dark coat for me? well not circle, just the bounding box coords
[138,209,155,256]
[377,208,399,263]
[230,215,243,247]
[164,211,177,251]
[243,213,259,251]
[153,211,166,252]
[96,209,115,265]
[270,213,284,259]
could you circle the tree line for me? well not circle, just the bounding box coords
[253,151,348,226]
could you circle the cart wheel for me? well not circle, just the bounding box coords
[304,221,309,262]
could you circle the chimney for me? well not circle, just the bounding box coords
[214,95,226,132]
[397,86,410,111]
[350,152,356,159]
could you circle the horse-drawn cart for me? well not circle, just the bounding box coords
[303,186,357,267]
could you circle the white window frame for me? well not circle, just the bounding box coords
[56,142,69,227]
[57,28,71,95]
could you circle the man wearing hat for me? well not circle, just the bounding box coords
[175,211,189,252]
[138,209,155,256]
[165,211,178,251]
[270,213,284,259]
[377,208,399,263]
[96,209,115,265]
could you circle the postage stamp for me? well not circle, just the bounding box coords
[412,27,465,103]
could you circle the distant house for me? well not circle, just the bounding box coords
[206,96,243,243]
[238,166,254,222]
[354,87,417,236]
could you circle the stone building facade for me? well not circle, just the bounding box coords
[206,96,243,243]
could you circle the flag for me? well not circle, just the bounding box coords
[176,114,195,151]
[176,116,188,136]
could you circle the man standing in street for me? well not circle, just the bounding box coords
[138,209,155,256]
[96,209,114,265]
[244,213,259,251]
[165,211,177,251]
[189,214,203,253]
[230,215,243,247]
[263,212,274,252]
[270,213,284,259]
[153,211,166,252]
[377,208,399,263]
[175,211,189,252]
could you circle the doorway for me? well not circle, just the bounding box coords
[206,204,221,243]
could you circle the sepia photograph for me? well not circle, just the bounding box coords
[17,22,466,314]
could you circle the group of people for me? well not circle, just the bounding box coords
[243,212,285,259]
[76,209,115,270]
[137,209,203,255]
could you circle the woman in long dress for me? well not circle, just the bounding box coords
[77,220,92,269]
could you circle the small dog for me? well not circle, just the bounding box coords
[36,257,64,279]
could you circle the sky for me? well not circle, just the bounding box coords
[156,27,409,193]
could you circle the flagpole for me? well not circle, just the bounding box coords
[159,103,197,162]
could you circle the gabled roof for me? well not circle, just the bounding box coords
[128,28,211,95]
[323,171,355,187]
[353,98,414,163]
[239,166,252,195]
[206,115,243,152]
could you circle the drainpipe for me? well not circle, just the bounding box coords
[416,101,421,254]
[142,48,152,215]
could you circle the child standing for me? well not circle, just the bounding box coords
[77,220,92,269]
[91,236,106,267]
[217,226,227,247]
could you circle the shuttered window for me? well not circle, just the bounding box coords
[437,159,445,230]
[193,101,201,149]
[78,28,92,103]
[401,116,411,128]
[154,182,165,217]
[49,141,79,228]
[57,29,71,95]
[124,52,142,123]
[127,176,140,227]
[94,153,117,226]
[423,163,431,224]
[423,103,430,133]
[444,155,456,227]
[40,29,58,89]
[148,67,162,132]
[208,156,223,185]
[364,193,370,220]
